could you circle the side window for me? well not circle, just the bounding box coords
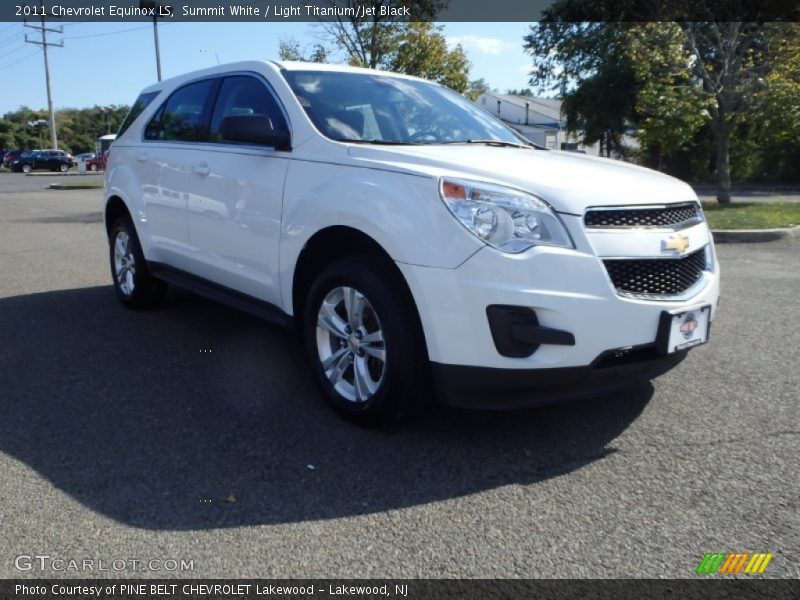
[144,79,215,142]
[118,91,159,138]
[208,76,287,144]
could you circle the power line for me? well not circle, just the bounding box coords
[0,23,17,35]
[65,24,154,41]
[0,51,41,72]
[0,44,30,59]
[0,32,22,48]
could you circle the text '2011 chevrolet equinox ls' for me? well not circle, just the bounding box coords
[104,61,720,424]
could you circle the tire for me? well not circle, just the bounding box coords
[303,255,430,424]
[22,164,31,174]
[59,163,68,172]
[108,215,168,309]
[89,164,98,172]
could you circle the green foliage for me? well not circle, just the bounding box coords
[0,105,129,154]
[465,78,491,101]
[626,23,710,162]
[524,22,636,156]
[506,88,533,97]
[388,22,470,93]
[523,17,800,189]
[747,23,800,182]
[318,0,446,70]
[278,37,328,63]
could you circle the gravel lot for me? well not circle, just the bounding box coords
[0,171,797,579]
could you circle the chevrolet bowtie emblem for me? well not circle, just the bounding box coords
[662,234,690,255]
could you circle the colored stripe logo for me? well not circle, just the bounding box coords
[697,553,773,574]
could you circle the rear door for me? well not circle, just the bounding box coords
[185,74,291,306]
[138,78,217,269]
[38,151,56,169]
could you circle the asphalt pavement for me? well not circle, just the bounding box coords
[0,171,797,578]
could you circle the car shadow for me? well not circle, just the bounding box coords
[0,286,653,531]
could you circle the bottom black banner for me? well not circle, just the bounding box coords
[1,580,798,600]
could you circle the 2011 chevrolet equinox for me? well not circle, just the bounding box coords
[104,61,720,423]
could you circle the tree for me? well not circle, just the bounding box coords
[465,78,491,101]
[746,23,800,182]
[524,22,637,157]
[681,22,772,203]
[626,23,710,169]
[317,0,444,69]
[388,22,470,93]
[0,105,129,155]
[505,88,533,97]
[278,37,329,63]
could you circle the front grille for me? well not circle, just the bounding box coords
[604,249,707,297]
[585,203,700,229]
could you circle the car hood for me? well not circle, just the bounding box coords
[346,145,697,214]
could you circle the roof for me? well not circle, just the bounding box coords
[274,60,429,82]
[483,92,563,122]
[140,60,433,94]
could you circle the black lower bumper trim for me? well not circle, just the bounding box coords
[431,349,687,410]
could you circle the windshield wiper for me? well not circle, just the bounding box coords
[336,138,425,146]
[438,139,535,149]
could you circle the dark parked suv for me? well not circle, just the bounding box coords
[12,150,74,173]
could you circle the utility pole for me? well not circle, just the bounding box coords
[140,0,164,81]
[152,13,162,81]
[24,0,62,150]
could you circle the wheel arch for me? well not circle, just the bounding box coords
[291,226,426,346]
[104,195,131,236]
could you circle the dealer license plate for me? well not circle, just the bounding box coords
[661,306,711,354]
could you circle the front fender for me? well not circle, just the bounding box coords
[278,161,483,313]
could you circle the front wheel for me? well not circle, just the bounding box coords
[303,256,430,424]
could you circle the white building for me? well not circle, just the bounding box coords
[476,92,599,155]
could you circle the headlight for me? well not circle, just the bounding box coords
[439,177,573,253]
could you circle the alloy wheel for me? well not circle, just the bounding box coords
[113,230,136,296]
[316,286,386,402]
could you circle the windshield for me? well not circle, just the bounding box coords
[282,70,527,146]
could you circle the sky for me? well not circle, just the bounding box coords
[0,21,536,114]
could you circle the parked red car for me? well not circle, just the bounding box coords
[85,150,108,172]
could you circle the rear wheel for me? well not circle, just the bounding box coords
[22,164,31,174]
[59,163,68,172]
[303,256,430,424]
[109,215,167,308]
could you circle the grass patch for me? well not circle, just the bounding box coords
[48,181,103,190]
[702,202,800,230]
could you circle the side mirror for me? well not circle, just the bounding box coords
[219,115,291,150]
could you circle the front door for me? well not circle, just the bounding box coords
[185,74,290,307]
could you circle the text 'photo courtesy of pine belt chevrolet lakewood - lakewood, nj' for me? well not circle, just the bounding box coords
[104,59,720,424]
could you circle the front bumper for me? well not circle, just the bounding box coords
[396,214,719,406]
[432,348,687,410]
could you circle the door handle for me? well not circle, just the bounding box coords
[136,152,148,162]
[192,164,210,176]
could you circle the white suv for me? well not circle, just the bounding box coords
[105,61,719,423]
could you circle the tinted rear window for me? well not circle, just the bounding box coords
[117,91,160,138]
[145,80,216,142]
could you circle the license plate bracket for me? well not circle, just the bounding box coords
[656,305,711,355]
